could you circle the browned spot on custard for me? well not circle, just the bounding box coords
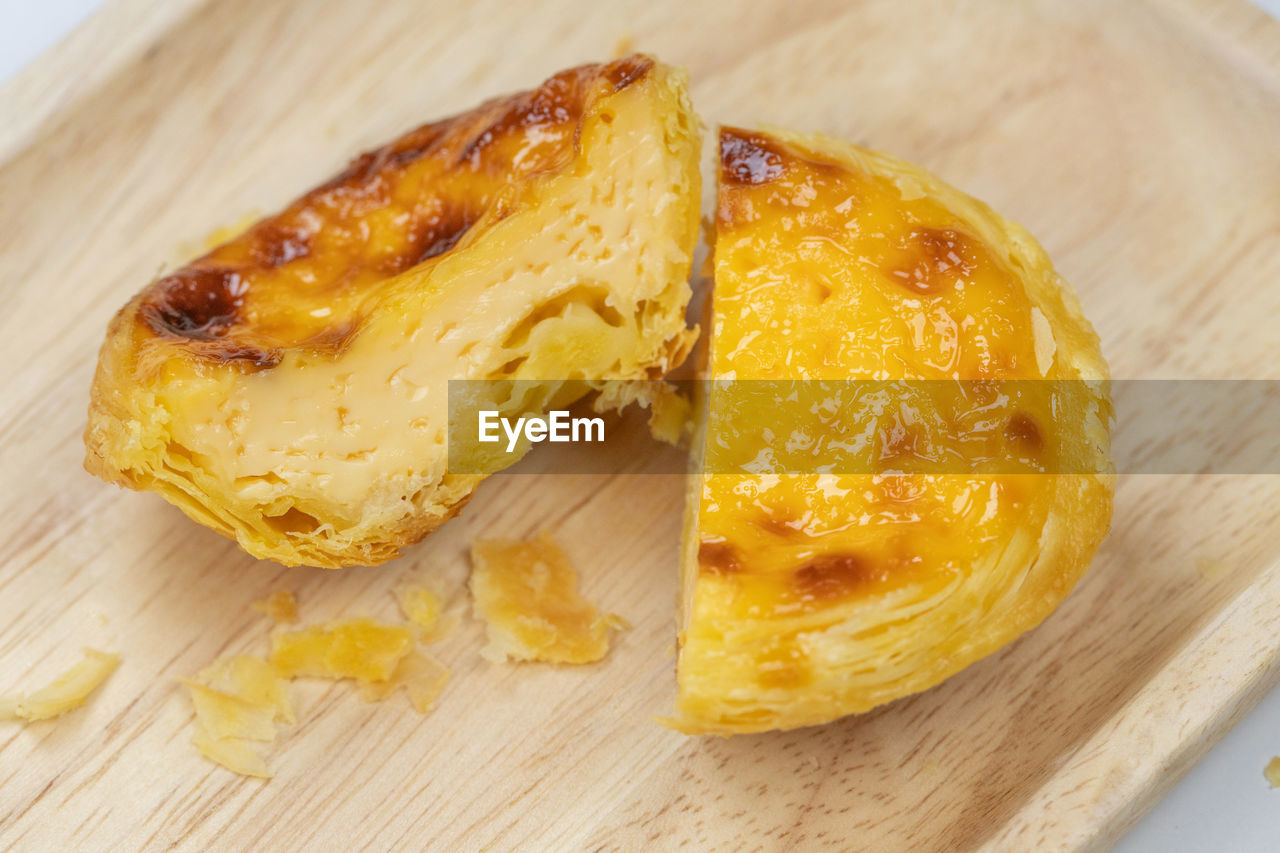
[455,62,601,168]
[603,54,653,91]
[698,540,741,576]
[1005,411,1043,450]
[412,221,471,265]
[140,268,245,341]
[250,223,312,268]
[379,208,476,275]
[138,270,281,368]
[793,553,887,601]
[721,128,787,186]
[410,204,475,263]
[889,227,977,295]
[131,58,638,368]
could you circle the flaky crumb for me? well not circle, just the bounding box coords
[196,655,295,724]
[470,532,620,664]
[182,653,292,778]
[591,380,692,446]
[270,618,412,683]
[193,729,272,779]
[358,649,451,713]
[0,648,119,722]
[182,681,279,742]
[396,585,440,627]
[251,590,299,624]
[186,613,445,779]
[1266,757,1280,788]
[395,584,459,644]
[647,383,692,446]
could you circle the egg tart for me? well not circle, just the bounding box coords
[84,56,700,567]
[670,127,1113,733]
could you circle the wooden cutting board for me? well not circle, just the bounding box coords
[3,0,1279,849]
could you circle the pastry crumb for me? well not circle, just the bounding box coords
[270,618,412,684]
[193,655,295,724]
[251,589,299,624]
[470,532,619,664]
[396,584,441,629]
[1266,757,1280,788]
[193,728,272,779]
[358,649,451,713]
[592,380,691,446]
[185,614,443,779]
[0,648,119,723]
[395,583,458,643]
[182,653,292,778]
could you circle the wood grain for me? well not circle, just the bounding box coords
[2,0,1280,850]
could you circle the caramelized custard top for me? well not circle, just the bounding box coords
[696,128,1063,635]
[135,56,654,369]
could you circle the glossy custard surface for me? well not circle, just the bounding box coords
[674,128,1111,731]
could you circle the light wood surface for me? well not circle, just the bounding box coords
[2,0,1280,850]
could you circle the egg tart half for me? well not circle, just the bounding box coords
[671,127,1112,733]
[85,56,700,567]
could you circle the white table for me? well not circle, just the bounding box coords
[3,1,1279,849]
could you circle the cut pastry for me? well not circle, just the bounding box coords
[671,127,1113,733]
[85,55,700,567]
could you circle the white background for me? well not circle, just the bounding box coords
[3,1,1280,849]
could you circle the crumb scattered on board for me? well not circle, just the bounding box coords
[358,649,450,713]
[0,648,119,723]
[251,589,299,624]
[186,595,455,779]
[395,583,459,643]
[270,618,413,683]
[1266,757,1280,788]
[189,532,624,779]
[470,532,622,664]
[182,655,293,779]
